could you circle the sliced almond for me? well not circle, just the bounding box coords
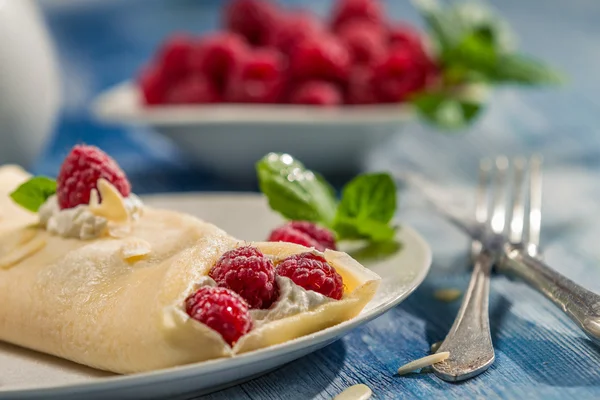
[397,352,450,375]
[434,288,462,302]
[120,237,152,262]
[0,236,46,269]
[334,384,372,400]
[89,178,129,223]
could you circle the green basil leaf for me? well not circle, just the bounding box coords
[9,176,57,212]
[256,153,337,226]
[333,173,397,242]
[411,91,483,129]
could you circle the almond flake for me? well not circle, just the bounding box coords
[120,237,152,261]
[397,352,450,375]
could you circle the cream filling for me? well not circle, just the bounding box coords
[39,180,143,240]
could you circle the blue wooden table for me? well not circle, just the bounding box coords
[36,0,600,398]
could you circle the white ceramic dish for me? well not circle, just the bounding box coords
[0,193,431,400]
[91,83,413,181]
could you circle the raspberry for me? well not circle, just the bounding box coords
[337,20,386,65]
[269,221,337,251]
[266,11,322,56]
[157,34,194,79]
[346,66,378,104]
[209,246,278,309]
[372,47,432,103]
[331,0,383,32]
[224,0,280,46]
[289,81,342,106]
[57,145,131,210]
[139,65,167,105]
[388,23,423,50]
[290,34,350,82]
[188,32,247,91]
[165,74,221,104]
[185,286,252,346]
[276,252,344,300]
[225,49,286,103]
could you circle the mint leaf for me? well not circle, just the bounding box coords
[490,54,564,85]
[411,91,483,129]
[333,173,397,242]
[256,153,337,226]
[10,176,57,212]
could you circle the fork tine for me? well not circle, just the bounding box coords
[490,156,509,235]
[472,159,492,257]
[527,155,543,256]
[509,158,527,244]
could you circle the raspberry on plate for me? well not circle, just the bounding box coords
[388,23,423,50]
[331,0,383,32]
[165,74,221,104]
[276,252,344,300]
[188,32,247,91]
[266,10,322,56]
[57,145,131,210]
[138,65,168,105]
[290,34,350,82]
[268,221,337,251]
[157,34,194,79]
[225,49,286,103]
[224,0,280,46]
[209,246,278,309]
[288,81,342,106]
[337,20,386,65]
[346,65,378,105]
[185,286,252,346]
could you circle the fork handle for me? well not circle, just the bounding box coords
[499,246,600,345]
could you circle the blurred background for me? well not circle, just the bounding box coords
[1,0,599,194]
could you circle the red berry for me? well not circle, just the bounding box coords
[188,32,248,91]
[346,66,378,104]
[337,20,386,65]
[388,23,423,50]
[157,34,194,79]
[226,49,286,103]
[269,221,337,251]
[185,286,252,346]
[209,246,278,309]
[139,65,167,105]
[165,74,221,104]
[57,145,131,210]
[288,81,342,106]
[372,47,432,103]
[266,10,322,56]
[224,0,279,46]
[276,252,344,300]
[290,34,350,82]
[331,0,383,32]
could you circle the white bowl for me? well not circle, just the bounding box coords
[92,82,413,181]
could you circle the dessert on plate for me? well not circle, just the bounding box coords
[0,146,380,374]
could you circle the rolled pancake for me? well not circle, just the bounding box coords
[0,167,380,374]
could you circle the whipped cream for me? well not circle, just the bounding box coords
[39,193,143,240]
[250,276,333,326]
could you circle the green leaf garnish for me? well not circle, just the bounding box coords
[256,153,337,226]
[9,176,57,212]
[411,91,483,129]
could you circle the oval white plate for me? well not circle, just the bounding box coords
[0,193,431,400]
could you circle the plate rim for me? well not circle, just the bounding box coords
[0,192,432,397]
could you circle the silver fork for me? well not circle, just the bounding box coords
[431,157,506,382]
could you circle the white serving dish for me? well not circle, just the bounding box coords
[0,193,431,399]
[92,83,413,181]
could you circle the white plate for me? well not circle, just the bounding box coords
[0,193,431,400]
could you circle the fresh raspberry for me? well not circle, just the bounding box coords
[165,74,221,104]
[331,0,383,32]
[209,246,278,309]
[224,0,280,46]
[266,10,322,56]
[225,49,286,103]
[269,221,337,251]
[57,145,131,210]
[157,34,194,79]
[188,32,248,91]
[288,81,342,106]
[139,65,167,105]
[346,65,378,104]
[185,286,252,346]
[337,20,386,65]
[290,34,350,82]
[276,252,344,300]
[372,47,432,103]
[388,23,423,51]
